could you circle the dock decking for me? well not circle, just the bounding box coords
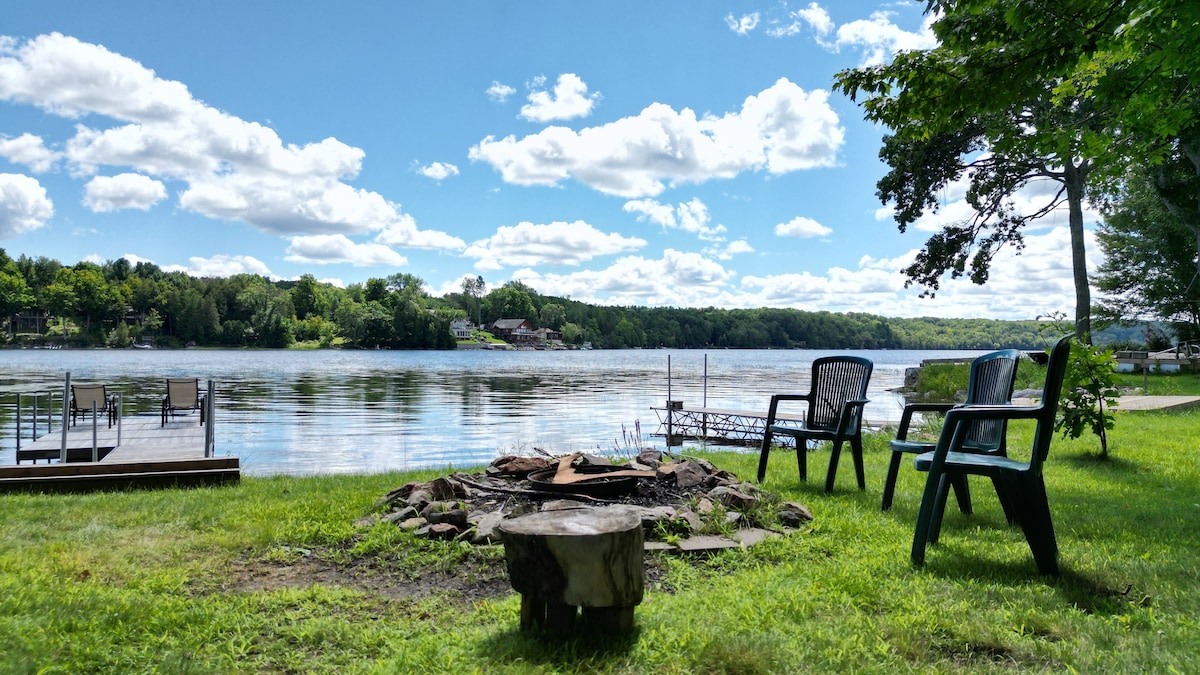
[3,415,239,492]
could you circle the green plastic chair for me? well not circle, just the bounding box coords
[910,335,1072,576]
[756,356,873,493]
[882,349,1022,513]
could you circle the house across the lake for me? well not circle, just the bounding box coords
[490,318,539,346]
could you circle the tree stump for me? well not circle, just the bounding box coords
[499,506,644,634]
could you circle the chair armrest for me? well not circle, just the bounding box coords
[896,403,955,440]
[834,398,870,436]
[765,393,812,425]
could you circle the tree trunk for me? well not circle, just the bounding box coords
[1064,160,1092,342]
[499,506,644,634]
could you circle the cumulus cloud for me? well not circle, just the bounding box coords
[0,133,60,172]
[417,161,460,181]
[82,173,167,212]
[725,13,760,35]
[623,197,727,241]
[487,81,516,103]
[514,249,736,306]
[0,33,460,247]
[374,213,466,250]
[471,77,842,197]
[775,215,832,238]
[464,220,645,271]
[0,173,54,237]
[285,234,408,267]
[163,254,277,279]
[767,3,937,66]
[706,238,755,261]
[519,73,600,123]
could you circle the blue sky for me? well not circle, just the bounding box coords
[0,1,1096,319]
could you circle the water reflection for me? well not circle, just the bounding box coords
[0,348,985,476]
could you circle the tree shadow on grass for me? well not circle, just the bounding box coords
[477,624,641,671]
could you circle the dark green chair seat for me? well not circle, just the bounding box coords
[910,335,1072,576]
[882,349,1021,513]
[756,356,873,493]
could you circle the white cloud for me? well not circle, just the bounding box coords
[0,33,461,248]
[285,234,408,267]
[487,81,516,103]
[0,172,54,237]
[725,13,760,35]
[775,215,832,238]
[417,161,460,181]
[623,197,727,241]
[513,249,736,306]
[706,238,755,261]
[163,254,276,279]
[519,73,600,123]
[472,78,842,198]
[0,133,60,172]
[464,220,645,271]
[82,173,167,212]
[767,4,937,66]
[374,213,466,250]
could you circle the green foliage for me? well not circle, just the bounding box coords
[1056,337,1120,458]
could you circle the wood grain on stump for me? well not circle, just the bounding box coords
[499,506,644,634]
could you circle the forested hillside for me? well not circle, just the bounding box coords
[0,251,1111,350]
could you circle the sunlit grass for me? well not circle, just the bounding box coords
[2,411,1199,672]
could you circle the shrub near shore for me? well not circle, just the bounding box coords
[2,412,1199,672]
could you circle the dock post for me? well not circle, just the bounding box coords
[702,354,708,440]
[60,373,70,463]
[91,400,99,463]
[204,380,215,457]
[116,393,122,448]
[16,394,21,455]
[666,356,672,446]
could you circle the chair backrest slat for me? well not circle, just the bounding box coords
[961,349,1021,450]
[807,356,873,431]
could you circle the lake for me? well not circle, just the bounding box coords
[0,348,986,476]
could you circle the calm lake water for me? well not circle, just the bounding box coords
[0,348,987,476]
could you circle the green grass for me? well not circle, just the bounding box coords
[3,413,1200,673]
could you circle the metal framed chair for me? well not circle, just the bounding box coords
[162,378,205,427]
[756,356,873,493]
[910,335,1072,575]
[70,384,115,428]
[882,349,1022,512]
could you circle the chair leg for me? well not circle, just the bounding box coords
[824,439,843,493]
[851,436,866,491]
[1015,475,1059,575]
[991,476,1021,526]
[795,438,808,483]
[927,473,953,544]
[911,466,945,566]
[949,474,973,515]
[756,430,773,482]
[881,450,904,511]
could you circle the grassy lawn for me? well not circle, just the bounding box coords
[2,410,1199,673]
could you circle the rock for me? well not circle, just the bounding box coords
[636,449,664,467]
[416,522,462,540]
[633,505,677,530]
[406,490,433,509]
[693,497,715,515]
[724,511,743,526]
[353,514,379,528]
[427,477,460,500]
[669,460,708,489]
[578,453,612,467]
[675,535,741,553]
[778,501,814,527]
[421,501,469,528]
[542,499,588,512]
[675,507,703,532]
[472,512,506,544]
[707,485,756,511]
[374,480,421,509]
[398,517,427,530]
[381,506,418,524]
[732,528,779,547]
[489,456,551,477]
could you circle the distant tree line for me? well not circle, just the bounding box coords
[0,249,1085,351]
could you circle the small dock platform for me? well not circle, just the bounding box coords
[3,416,239,492]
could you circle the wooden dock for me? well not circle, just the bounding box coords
[2,415,239,492]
